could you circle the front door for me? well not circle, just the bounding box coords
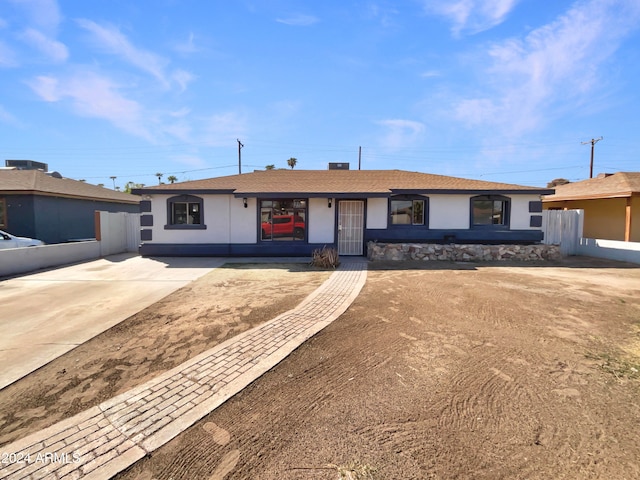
[338,200,364,255]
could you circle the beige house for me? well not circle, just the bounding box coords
[543,172,640,242]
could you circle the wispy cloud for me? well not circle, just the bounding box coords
[170,154,208,169]
[366,3,400,28]
[20,28,68,62]
[425,0,519,36]
[76,19,173,87]
[173,32,199,54]
[0,41,18,67]
[276,14,319,26]
[8,0,62,33]
[28,71,153,141]
[376,119,425,149]
[420,70,441,78]
[202,111,248,146]
[172,69,195,92]
[453,0,640,136]
[0,104,22,126]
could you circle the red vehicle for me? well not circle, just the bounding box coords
[261,214,305,239]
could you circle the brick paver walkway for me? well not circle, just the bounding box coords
[1,260,367,480]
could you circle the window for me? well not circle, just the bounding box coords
[165,195,206,229]
[0,198,5,228]
[390,197,426,225]
[471,195,510,227]
[260,199,307,241]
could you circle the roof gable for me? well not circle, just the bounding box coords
[543,172,640,201]
[0,170,139,204]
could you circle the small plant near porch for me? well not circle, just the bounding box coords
[311,246,340,268]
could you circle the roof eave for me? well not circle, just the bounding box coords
[1,190,140,204]
[543,191,638,202]
[391,188,553,195]
[132,188,235,195]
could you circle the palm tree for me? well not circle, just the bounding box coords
[124,181,145,193]
[167,175,178,183]
[265,164,275,170]
[156,172,163,184]
[110,176,117,189]
[287,157,297,169]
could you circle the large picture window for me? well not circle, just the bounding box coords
[260,199,307,241]
[165,195,206,229]
[0,198,5,228]
[390,196,426,226]
[471,195,510,227]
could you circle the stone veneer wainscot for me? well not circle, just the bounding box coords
[367,242,562,262]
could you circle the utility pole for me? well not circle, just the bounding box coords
[581,136,603,178]
[237,139,244,174]
[358,146,362,170]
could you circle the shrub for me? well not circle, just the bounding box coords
[311,246,340,269]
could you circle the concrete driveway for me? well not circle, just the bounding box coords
[0,253,225,390]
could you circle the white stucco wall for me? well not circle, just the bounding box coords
[511,195,540,230]
[229,197,257,243]
[308,198,335,243]
[146,194,236,244]
[429,195,471,229]
[429,194,541,230]
[144,192,542,246]
[366,198,388,229]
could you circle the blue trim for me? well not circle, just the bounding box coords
[133,188,233,195]
[164,224,207,230]
[391,189,553,195]
[529,201,543,213]
[257,197,308,243]
[530,215,543,227]
[470,194,511,229]
[141,229,153,241]
[364,228,543,245]
[140,214,153,227]
[335,199,368,256]
[134,189,552,196]
[139,242,334,257]
[240,192,389,199]
[140,200,152,212]
[166,194,205,229]
[388,194,429,228]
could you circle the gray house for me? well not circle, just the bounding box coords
[0,169,139,244]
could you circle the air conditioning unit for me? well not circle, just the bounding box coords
[328,162,349,170]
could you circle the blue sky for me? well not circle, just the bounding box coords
[1,0,639,189]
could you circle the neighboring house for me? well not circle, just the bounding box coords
[543,172,640,242]
[134,168,551,257]
[0,169,140,244]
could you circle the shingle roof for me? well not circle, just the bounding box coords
[0,170,139,204]
[543,172,640,201]
[137,169,551,196]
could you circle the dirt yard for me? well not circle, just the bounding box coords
[0,263,331,447]
[2,258,640,479]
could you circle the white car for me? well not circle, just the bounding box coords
[0,229,44,249]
